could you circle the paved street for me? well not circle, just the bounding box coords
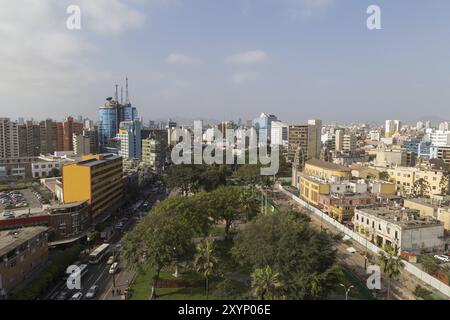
[44,189,166,300]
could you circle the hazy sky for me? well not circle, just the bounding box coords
[1,0,450,124]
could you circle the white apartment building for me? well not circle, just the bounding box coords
[354,207,445,253]
[0,118,19,159]
[31,155,74,178]
[270,121,288,147]
[385,120,402,138]
[428,130,450,147]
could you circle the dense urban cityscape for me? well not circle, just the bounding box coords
[1,85,450,301]
[1,1,450,314]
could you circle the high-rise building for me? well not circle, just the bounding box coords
[62,154,123,224]
[18,121,40,157]
[252,113,278,145]
[98,97,119,148]
[73,134,91,156]
[270,121,288,147]
[385,120,402,138]
[142,130,168,172]
[287,120,322,163]
[39,119,57,155]
[0,118,19,159]
[117,121,142,160]
[83,129,98,154]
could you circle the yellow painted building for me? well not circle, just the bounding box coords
[299,175,330,206]
[384,166,446,197]
[62,154,123,223]
[304,159,351,181]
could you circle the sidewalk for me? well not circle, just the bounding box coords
[101,269,135,300]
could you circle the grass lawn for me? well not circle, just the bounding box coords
[130,267,219,300]
[333,266,376,300]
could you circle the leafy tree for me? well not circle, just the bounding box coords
[412,178,431,198]
[439,173,450,195]
[379,171,390,181]
[164,164,226,196]
[122,213,194,300]
[251,266,283,300]
[194,240,218,300]
[232,211,340,299]
[420,255,439,274]
[208,186,258,237]
[376,244,405,299]
[49,168,60,177]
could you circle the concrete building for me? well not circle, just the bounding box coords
[385,120,402,138]
[303,158,352,181]
[73,134,91,156]
[39,119,57,155]
[0,227,48,295]
[404,198,450,232]
[270,121,288,147]
[287,120,322,163]
[429,130,450,147]
[117,120,141,160]
[354,207,445,253]
[319,193,376,222]
[430,146,450,169]
[62,154,123,224]
[18,121,40,157]
[384,166,447,197]
[31,155,75,178]
[0,118,19,159]
[0,156,39,180]
[374,145,416,167]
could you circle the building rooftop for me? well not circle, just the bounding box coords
[306,159,351,172]
[76,154,122,167]
[0,226,48,257]
[357,207,443,229]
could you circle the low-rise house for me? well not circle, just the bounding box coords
[354,207,445,253]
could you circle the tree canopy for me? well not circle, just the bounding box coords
[231,211,340,299]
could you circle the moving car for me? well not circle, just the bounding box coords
[69,292,83,300]
[107,255,115,265]
[55,291,70,300]
[85,285,99,299]
[109,262,119,275]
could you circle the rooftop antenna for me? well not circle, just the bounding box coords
[114,84,119,102]
[125,77,130,105]
[120,87,123,105]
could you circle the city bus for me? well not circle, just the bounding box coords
[89,243,110,264]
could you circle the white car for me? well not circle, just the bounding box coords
[69,292,83,300]
[109,262,119,274]
[85,285,99,299]
[434,255,450,263]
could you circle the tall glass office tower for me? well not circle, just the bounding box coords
[98,98,118,149]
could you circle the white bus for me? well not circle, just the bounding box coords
[89,243,110,264]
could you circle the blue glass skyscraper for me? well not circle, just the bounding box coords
[98,98,118,149]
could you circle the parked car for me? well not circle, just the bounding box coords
[85,285,99,299]
[69,292,83,300]
[434,254,450,263]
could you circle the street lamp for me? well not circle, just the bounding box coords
[340,284,354,301]
[173,247,179,278]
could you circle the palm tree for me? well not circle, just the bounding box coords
[376,244,404,299]
[194,240,218,300]
[251,266,283,300]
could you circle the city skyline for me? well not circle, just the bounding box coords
[2,0,450,123]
